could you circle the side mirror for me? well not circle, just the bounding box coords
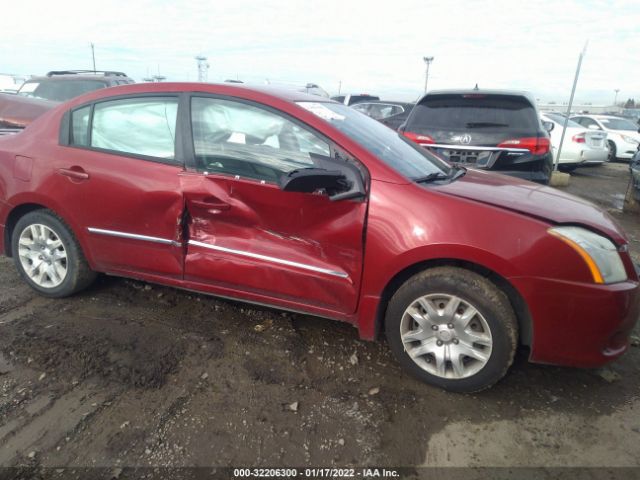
[587,124,600,130]
[542,120,554,133]
[280,168,349,196]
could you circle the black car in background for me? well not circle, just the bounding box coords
[17,70,134,103]
[351,100,414,130]
[399,90,553,184]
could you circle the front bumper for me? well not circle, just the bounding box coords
[618,140,639,159]
[510,276,640,368]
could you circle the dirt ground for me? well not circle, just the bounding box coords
[0,162,639,472]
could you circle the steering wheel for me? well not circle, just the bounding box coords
[202,130,232,144]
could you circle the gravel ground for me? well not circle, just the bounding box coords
[0,162,639,471]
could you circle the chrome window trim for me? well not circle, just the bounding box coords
[424,144,529,153]
[188,240,349,279]
[87,227,181,246]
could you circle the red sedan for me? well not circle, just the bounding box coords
[0,83,637,392]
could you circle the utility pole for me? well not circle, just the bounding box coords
[554,41,588,172]
[423,56,434,93]
[90,43,96,72]
[614,89,620,106]
[338,80,342,95]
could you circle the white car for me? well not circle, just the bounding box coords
[541,113,608,170]
[571,114,640,161]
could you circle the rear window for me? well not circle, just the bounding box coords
[410,94,538,131]
[19,79,107,102]
[349,95,380,105]
[545,113,583,129]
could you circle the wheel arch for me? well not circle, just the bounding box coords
[3,203,48,257]
[372,258,533,348]
[3,201,93,268]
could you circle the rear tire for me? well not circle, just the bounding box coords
[11,210,96,298]
[385,267,518,392]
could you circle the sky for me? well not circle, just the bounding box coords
[1,0,638,105]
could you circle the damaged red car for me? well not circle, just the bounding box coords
[0,83,638,392]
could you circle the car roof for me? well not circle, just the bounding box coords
[26,75,117,82]
[426,88,531,96]
[66,82,338,106]
[422,88,537,104]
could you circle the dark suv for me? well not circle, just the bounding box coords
[352,100,414,130]
[17,70,134,103]
[400,90,553,184]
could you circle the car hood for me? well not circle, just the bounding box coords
[432,168,628,244]
[607,129,640,141]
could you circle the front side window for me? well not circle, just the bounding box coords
[191,97,331,182]
[91,97,178,160]
[599,117,637,131]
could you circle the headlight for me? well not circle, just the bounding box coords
[621,135,639,144]
[548,226,627,284]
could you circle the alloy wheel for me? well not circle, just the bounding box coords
[17,224,68,288]
[400,293,493,379]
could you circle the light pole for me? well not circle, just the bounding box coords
[423,56,434,93]
[90,42,96,72]
[614,89,620,106]
[554,41,588,172]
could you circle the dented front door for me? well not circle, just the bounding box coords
[181,173,366,315]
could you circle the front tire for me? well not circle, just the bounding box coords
[607,141,617,162]
[385,267,518,392]
[11,210,96,298]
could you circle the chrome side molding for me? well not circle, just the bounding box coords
[188,240,349,279]
[87,227,181,246]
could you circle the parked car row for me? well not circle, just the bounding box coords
[0,70,135,134]
[349,91,640,184]
[571,114,640,162]
[541,112,608,170]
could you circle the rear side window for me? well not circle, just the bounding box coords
[71,106,90,146]
[90,97,178,160]
[410,94,538,131]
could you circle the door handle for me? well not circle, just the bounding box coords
[191,199,231,213]
[58,167,90,181]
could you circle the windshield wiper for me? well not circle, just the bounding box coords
[465,122,508,128]
[413,172,449,183]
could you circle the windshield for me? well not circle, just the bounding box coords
[599,117,637,131]
[296,101,450,180]
[18,79,106,102]
[544,113,583,129]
